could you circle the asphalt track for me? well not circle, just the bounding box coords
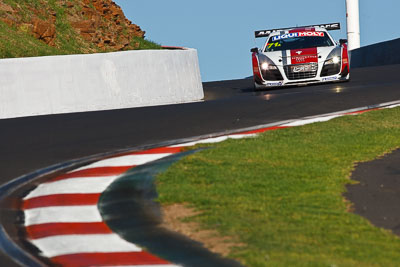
[345,148,400,236]
[1,64,400,265]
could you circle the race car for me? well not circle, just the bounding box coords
[251,23,350,89]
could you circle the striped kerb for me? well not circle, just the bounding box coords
[22,103,400,266]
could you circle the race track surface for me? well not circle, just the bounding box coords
[0,64,400,265]
[346,148,400,235]
[1,64,400,184]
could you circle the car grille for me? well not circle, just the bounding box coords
[284,63,318,80]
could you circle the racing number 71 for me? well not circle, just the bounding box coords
[268,42,282,49]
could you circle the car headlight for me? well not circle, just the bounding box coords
[257,54,283,81]
[325,56,341,65]
[321,47,342,77]
[259,55,278,71]
[323,47,342,66]
[332,56,340,64]
[261,62,278,70]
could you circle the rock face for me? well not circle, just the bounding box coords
[73,0,145,50]
[0,0,146,51]
[32,18,56,45]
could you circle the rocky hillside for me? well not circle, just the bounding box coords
[0,0,160,58]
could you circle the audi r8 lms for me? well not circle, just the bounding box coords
[251,23,350,89]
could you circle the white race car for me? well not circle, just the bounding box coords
[251,23,350,89]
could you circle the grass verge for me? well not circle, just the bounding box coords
[156,107,400,266]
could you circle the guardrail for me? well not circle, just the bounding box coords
[0,48,204,119]
[350,37,400,68]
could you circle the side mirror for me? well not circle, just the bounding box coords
[339,39,348,45]
[250,47,259,53]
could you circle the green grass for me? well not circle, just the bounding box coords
[130,36,162,50]
[156,107,400,266]
[0,21,63,58]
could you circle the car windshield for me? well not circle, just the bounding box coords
[264,32,334,52]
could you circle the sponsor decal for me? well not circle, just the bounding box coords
[255,23,340,38]
[319,23,340,30]
[291,64,318,73]
[272,33,296,41]
[298,32,324,37]
[266,82,283,86]
[322,76,339,81]
[256,30,274,38]
[292,55,318,63]
[272,31,324,41]
[293,66,305,73]
[290,48,318,64]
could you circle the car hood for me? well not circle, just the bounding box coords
[262,46,336,66]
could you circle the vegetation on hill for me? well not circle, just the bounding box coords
[0,0,160,58]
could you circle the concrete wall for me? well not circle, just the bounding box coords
[0,48,204,119]
[351,37,400,68]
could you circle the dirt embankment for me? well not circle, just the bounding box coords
[0,0,148,52]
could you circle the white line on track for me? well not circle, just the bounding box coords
[25,205,101,226]
[227,133,258,139]
[73,153,172,171]
[282,115,343,127]
[31,234,142,258]
[386,104,400,109]
[169,134,257,148]
[24,176,119,199]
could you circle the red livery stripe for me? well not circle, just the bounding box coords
[290,47,318,64]
[51,251,170,266]
[26,222,112,239]
[341,43,350,73]
[23,193,101,209]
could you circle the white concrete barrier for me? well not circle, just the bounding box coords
[0,48,204,119]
